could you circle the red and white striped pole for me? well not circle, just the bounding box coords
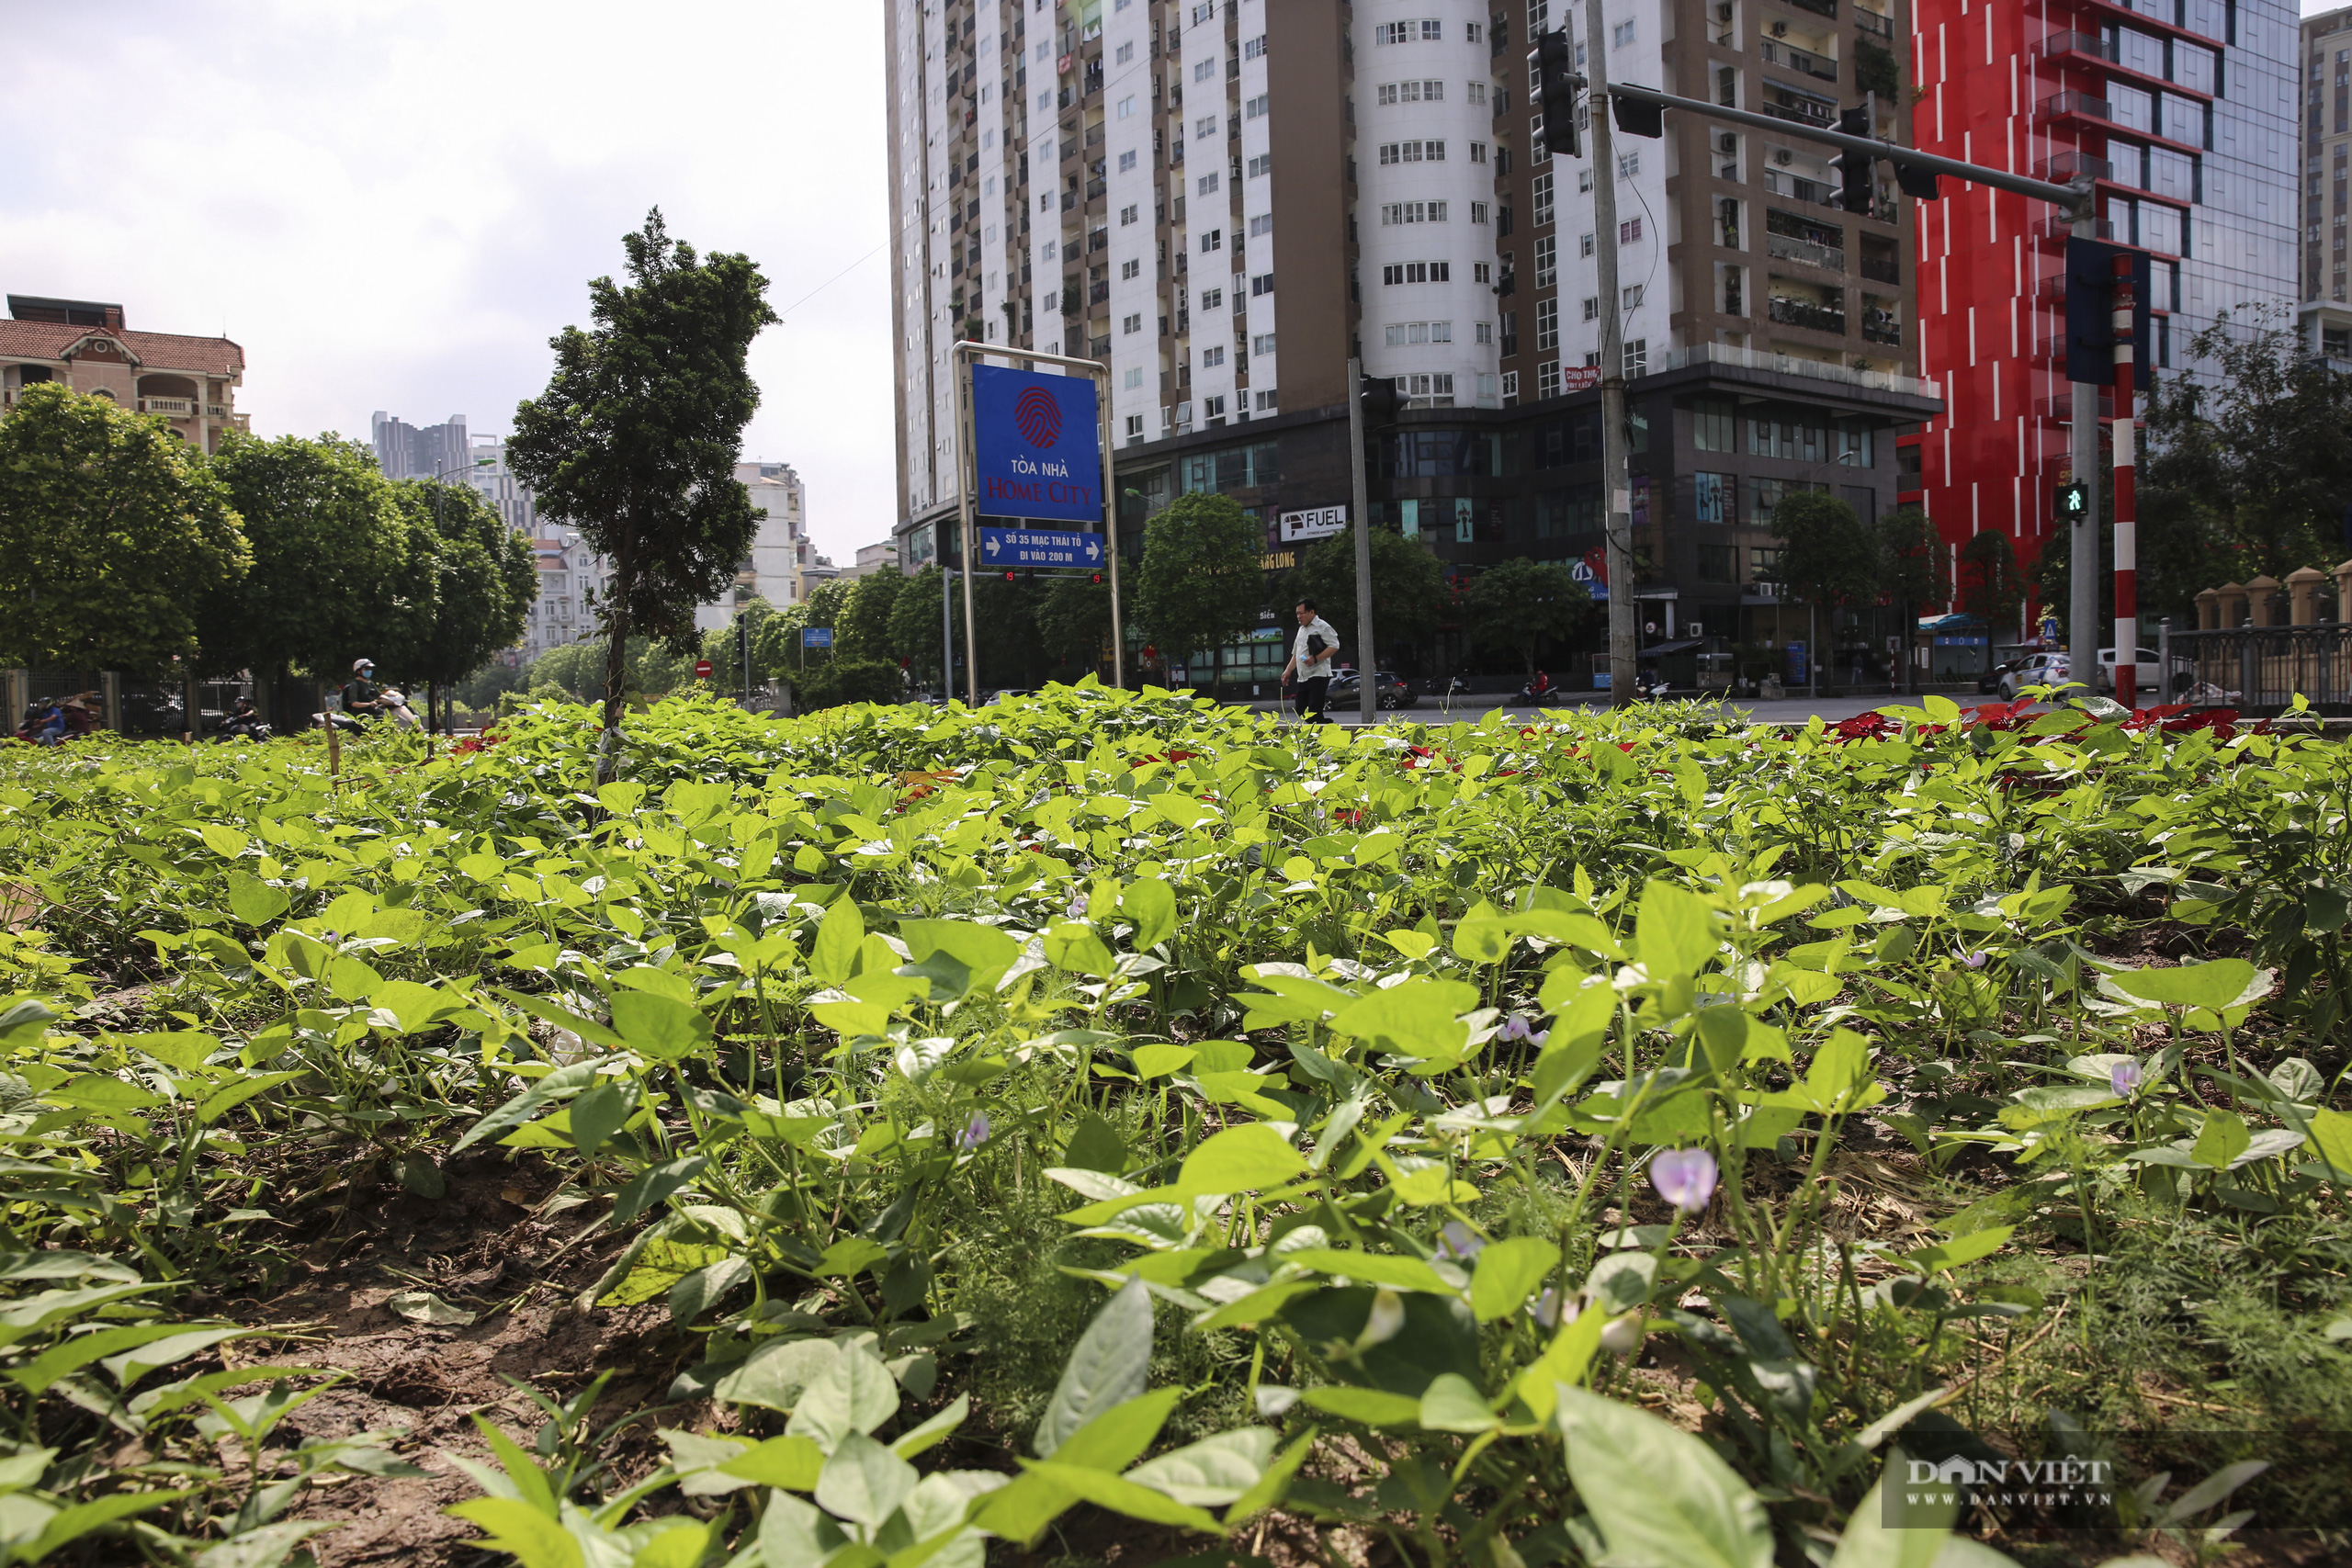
[2110,253,2138,710]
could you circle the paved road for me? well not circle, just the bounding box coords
[1250,691,1983,727]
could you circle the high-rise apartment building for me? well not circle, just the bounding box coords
[887,0,1941,681]
[2300,6,2352,365]
[1905,0,2298,587]
[465,435,540,536]
[369,410,473,483]
[695,462,813,630]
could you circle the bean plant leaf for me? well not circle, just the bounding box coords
[1470,1235,1558,1322]
[1555,1384,1775,1568]
[1034,1278,1153,1458]
[2103,959,2266,1012]
[1121,878,1177,952]
[226,873,288,928]
[1179,1123,1308,1196]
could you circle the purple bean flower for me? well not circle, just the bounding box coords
[1650,1147,1720,1213]
[1530,1287,1566,1329]
[1436,1221,1486,1263]
[1960,950,1988,970]
[2110,1059,2143,1097]
[956,1111,992,1151]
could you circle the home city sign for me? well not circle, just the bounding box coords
[1278,505,1347,544]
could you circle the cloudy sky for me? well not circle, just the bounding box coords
[0,0,894,564]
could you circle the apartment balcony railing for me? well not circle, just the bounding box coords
[2041,89,2113,125]
[2041,28,2114,64]
[1855,8,1894,39]
[2038,150,2114,183]
[1664,340,1940,400]
[2031,211,2117,243]
[1762,97,1837,129]
[138,398,195,415]
[1768,296,1848,333]
[1862,315,1904,345]
[1766,232,1846,272]
[1091,335,1111,356]
[1089,282,1111,304]
[1759,40,1838,84]
[1859,254,1900,284]
[1784,0,1837,17]
[207,403,231,418]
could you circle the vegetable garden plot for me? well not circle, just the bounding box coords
[0,682,2348,1566]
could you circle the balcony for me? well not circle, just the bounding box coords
[1762,167,1842,209]
[1784,0,1837,16]
[2040,89,2112,127]
[2041,28,2113,65]
[138,397,195,415]
[1762,97,1837,130]
[2039,150,2114,184]
[1861,312,1904,345]
[1855,7,1894,39]
[1089,281,1111,304]
[1664,340,1940,400]
[207,403,231,418]
[1759,40,1838,84]
[1768,296,1848,334]
[1859,253,1900,284]
[1767,233,1846,272]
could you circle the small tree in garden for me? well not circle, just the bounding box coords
[1133,492,1264,687]
[1877,504,1950,695]
[379,477,538,730]
[508,209,776,782]
[1460,558,1591,674]
[1957,529,2028,643]
[1283,524,1451,675]
[1771,490,1876,694]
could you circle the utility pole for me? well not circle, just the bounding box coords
[1581,3,1638,706]
[1348,357,1376,725]
[2068,216,2102,705]
[2109,252,2138,708]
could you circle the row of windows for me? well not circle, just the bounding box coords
[1374,19,1447,44]
[1381,200,1493,225]
[1382,260,1451,283]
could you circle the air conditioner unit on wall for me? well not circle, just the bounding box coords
[1770,19,1788,35]
[1775,148,1793,164]
[1719,131,1738,152]
[1687,622,1704,637]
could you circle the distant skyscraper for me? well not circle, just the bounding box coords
[465,435,539,536]
[369,411,470,482]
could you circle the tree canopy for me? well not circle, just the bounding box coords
[1283,525,1450,674]
[0,385,248,674]
[378,477,539,720]
[1133,493,1265,666]
[507,208,776,778]
[1460,558,1592,674]
[1957,530,2027,631]
[1769,490,1877,609]
[834,570,908,665]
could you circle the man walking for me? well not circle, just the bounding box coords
[1282,597,1340,725]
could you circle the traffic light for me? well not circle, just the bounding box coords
[1090,571,1104,584]
[1888,155,1942,201]
[2063,236,2152,389]
[1534,31,1583,157]
[2054,481,2090,522]
[1832,106,1873,214]
[1360,375,1401,431]
[1002,569,1016,582]
[1611,92,1664,140]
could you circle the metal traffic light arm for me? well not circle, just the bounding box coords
[1600,82,2095,221]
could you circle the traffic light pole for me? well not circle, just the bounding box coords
[2068,220,2102,707]
[2110,253,2138,708]
[1348,356,1377,725]
[1583,2,1638,707]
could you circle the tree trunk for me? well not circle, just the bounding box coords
[597,537,634,787]
[427,679,440,736]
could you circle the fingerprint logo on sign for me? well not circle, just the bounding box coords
[1013,386,1062,448]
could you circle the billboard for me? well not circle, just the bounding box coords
[971,365,1102,524]
[1278,505,1347,544]
[981,527,1105,569]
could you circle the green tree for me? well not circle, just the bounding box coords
[1957,529,2027,634]
[1035,570,1129,683]
[835,570,908,664]
[1133,492,1265,682]
[889,566,948,688]
[0,384,249,674]
[1877,504,1949,694]
[452,658,528,712]
[507,209,777,781]
[197,430,409,703]
[1770,490,1876,692]
[379,478,538,729]
[528,636,687,701]
[1283,525,1450,675]
[802,578,855,636]
[1460,558,1592,674]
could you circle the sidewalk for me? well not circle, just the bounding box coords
[1249,690,1978,727]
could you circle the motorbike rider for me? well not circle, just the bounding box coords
[341,659,386,724]
[220,696,268,740]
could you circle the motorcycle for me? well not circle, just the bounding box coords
[1633,670,1669,702]
[215,706,274,742]
[1514,680,1560,708]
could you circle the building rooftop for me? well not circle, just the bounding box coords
[0,318,245,378]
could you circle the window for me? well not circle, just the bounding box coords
[1376,79,1446,103]
[1612,18,1635,47]
[1471,200,1489,223]
[1201,287,1224,309]
[1618,151,1639,179]
[1392,371,1456,404]
[1624,339,1646,375]
[1247,153,1272,176]
[1622,284,1644,308]
[1535,234,1557,286]
[1473,261,1490,282]
[1537,299,1560,349]
[1124,312,1144,333]
[1472,321,1491,344]
[1252,333,1276,355]
[1118,150,1136,171]
[1202,229,1223,251]
[1581,296,1599,321]
[1378,140,1448,164]
[1375,19,1442,44]
[1380,260,1453,283]
[1532,170,1554,225]
[1118,96,1136,118]
[1691,397,1736,452]
[1468,81,1488,105]
[1203,344,1226,366]
[1467,20,1484,41]
[1538,360,1562,399]
[1250,272,1274,295]
[1126,413,1146,437]
[1204,394,1227,418]
[1751,545,1786,576]
[1470,141,1488,164]
[1579,231,1595,256]
[1120,204,1139,224]
[1043,242,1058,262]
[1121,258,1140,278]
[1195,115,1217,137]
[1502,369,1520,399]
[1245,95,1269,118]
[1249,213,1273,236]
[1381,200,1448,223]
[1694,471,1735,524]
[1619,217,1642,243]
[1124,367,1145,388]
[1244,34,1266,59]
[1254,388,1279,411]
[1577,166,1593,192]
[1194,59,1214,81]
[1115,41,1134,63]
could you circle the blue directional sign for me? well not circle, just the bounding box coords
[981,526,1105,569]
[971,365,1102,524]
[802,626,832,649]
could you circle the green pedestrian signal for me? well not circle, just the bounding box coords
[2054,481,2089,521]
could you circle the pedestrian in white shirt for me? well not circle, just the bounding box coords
[1281,598,1341,725]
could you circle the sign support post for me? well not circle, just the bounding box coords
[1348,357,1375,724]
[953,340,1116,706]
[1582,0,1638,707]
[2110,251,2138,709]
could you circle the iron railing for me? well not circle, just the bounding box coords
[2169,624,2352,714]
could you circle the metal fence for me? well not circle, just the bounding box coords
[2167,624,2352,715]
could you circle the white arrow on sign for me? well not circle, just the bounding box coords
[984,535,1001,556]
[1085,537,1102,561]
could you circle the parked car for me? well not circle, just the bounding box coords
[2091,647,2194,696]
[1977,644,2045,694]
[1996,651,2074,701]
[1324,670,1417,709]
